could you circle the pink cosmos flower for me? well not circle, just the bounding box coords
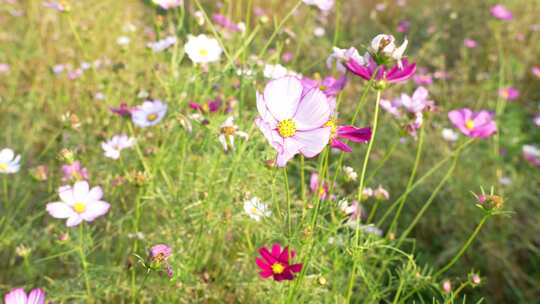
[534,114,540,126]
[62,161,89,182]
[281,52,294,63]
[347,54,416,86]
[255,76,332,167]
[464,38,478,48]
[531,66,540,79]
[189,97,222,113]
[46,181,110,227]
[413,69,433,86]
[301,75,347,97]
[522,145,540,166]
[448,108,497,138]
[110,102,133,117]
[150,244,172,262]
[498,87,519,101]
[43,1,67,12]
[212,14,240,32]
[490,4,513,20]
[328,123,372,152]
[256,244,302,281]
[153,0,182,10]
[310,172,328,200]
[4,287,45,304]
[397,20,410,33]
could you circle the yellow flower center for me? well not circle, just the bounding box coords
[147,113,158,122]
[250,207,260,215]
[465,119,475,130]
[73,202,86,214]
[0,163,7,172]
[199,48,209,56]
[319,85,327,91]
[277,119,297,138]
[221,126,236,136]
[271,263,285,274]
[324,119,337,138]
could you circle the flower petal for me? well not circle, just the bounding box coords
[46,202,76,219]
[73,181,90,202]
[294,128,331,158]
[263,76,303,121]
[4,287,28,304]
[66,215,83,227]
[27,288,46,304]
[81,201,110,221]
[294,88,331,131]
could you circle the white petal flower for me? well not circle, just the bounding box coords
[184,34,222,64]
[442,128,459,142]
[0,148,21,174]
[243,197,271,221]
[102,134,136,159]
[131,100,168,128]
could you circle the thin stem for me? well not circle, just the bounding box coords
[346,89,382,302]
[283,167,292,237]
[300,155,306,203]
[435,215,489,277]
[2,177,7,206]
[388,126,426,233]
[78,224,92,299]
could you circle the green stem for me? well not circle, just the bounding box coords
[434,215,489,277]
[78,224,92,300]
[346,89,382,302]
[388,126,425,233]
[283,167,292,238]
[300,155,306,203]
[2,177,7,206]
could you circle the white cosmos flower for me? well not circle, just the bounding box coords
[116,36,130,46]
[219,116,248,151]
[442,128,459,142]
[0,148,21,174]
[131,100,168,128]
[46,181,110,227]
[152,0,183,9]
[243,197,271,221]
[326,46,363,74]
[303,0,335,11]
[102,134,136,159]
[343,166,357,181]
[147,36,177,53]
[369,34,408,67]
[262,64,300,79]
[184,34,222,64]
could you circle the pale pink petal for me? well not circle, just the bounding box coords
[4,288,27,304]
[263,76,303,121]
[80,201,110,221]
[66,215,83,227]
[294,88,331,130]
[27,288,46,304]
[46,202,76,219]
[72,181,90,202]
[256,91,277,128]
[276,138,303,167]
[294,127,331,157]
[88,186,103,201]
[412,86,428,101]
[58,186,74,204]
[255,117,283,152]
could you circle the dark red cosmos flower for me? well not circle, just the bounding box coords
[256,244,302,281]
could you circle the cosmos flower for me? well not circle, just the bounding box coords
[218,116,249,151]
[464,38,478,48]
[110,102,133,117]
[373,185,390,200]
[43,1,68,12]
[212,14,240,32]
[326,46,362,74]
[498,87,519,101]
[255,244,302,281]
[531,66,540,78]
[0,63,10,74]
[343,166,358,181]
[413,72,433,86]
[441,128,459,142]
[381,87,434,137]
[255,76,332,167]
[310,172,328,200]
[149,244,172,263]
[147,36,177,53]
[369,34,408,66]
[263,64,299,79]
[490,4,513,20]
[189,97,222,113]
[327,122,372,152]
[448,108,497,138]
[46,181,110,227]
[302,0,334,11]
[522,145,540,166]
[4,287,45,304]
[152,0,182,9]
[243,197,271,221]
[61,161,89,182]
[301,75,347,98]
[184,34,222,64]
[116,36,130,46]
[132,100,167,128]
[397,20,410,33]
[0,148,21,174]
[102,134,136,159]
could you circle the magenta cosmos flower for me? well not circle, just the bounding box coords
[448,108,497,138]
[256,244,302,281]
[4,287,45,304]
[490,4,513,20]
[189,97,222,113]
[498,87,519,101]
[46,181,110,227]
[255,76,332,167]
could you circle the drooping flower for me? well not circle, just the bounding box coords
[218,116,249,151]
[131,100,167,128]
[0,148,21,174]
[369,34,408,66]
[490,4,513,20]
[152,0,182,9]
[464,38,478,48]
[256,244,302,281]
[184,34,222,64]
[243,197,271,221]
[102,134,136,159]
[147,36,177,53]
[255,76,332,167]
[498,87,520,101]
[61,161,88,182]
[373,185,390,200]
[522,145,540,166]
[448,108,497,138]
[46,181,110,227]
[301,75,347,98]
[302,0,334,11]
[4,287,45,304]
[310,172,328,200]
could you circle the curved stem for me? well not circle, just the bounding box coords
[346,90,382,302]
[78,224,92,299]
[435,214,489,277]
[388,126,425,233]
